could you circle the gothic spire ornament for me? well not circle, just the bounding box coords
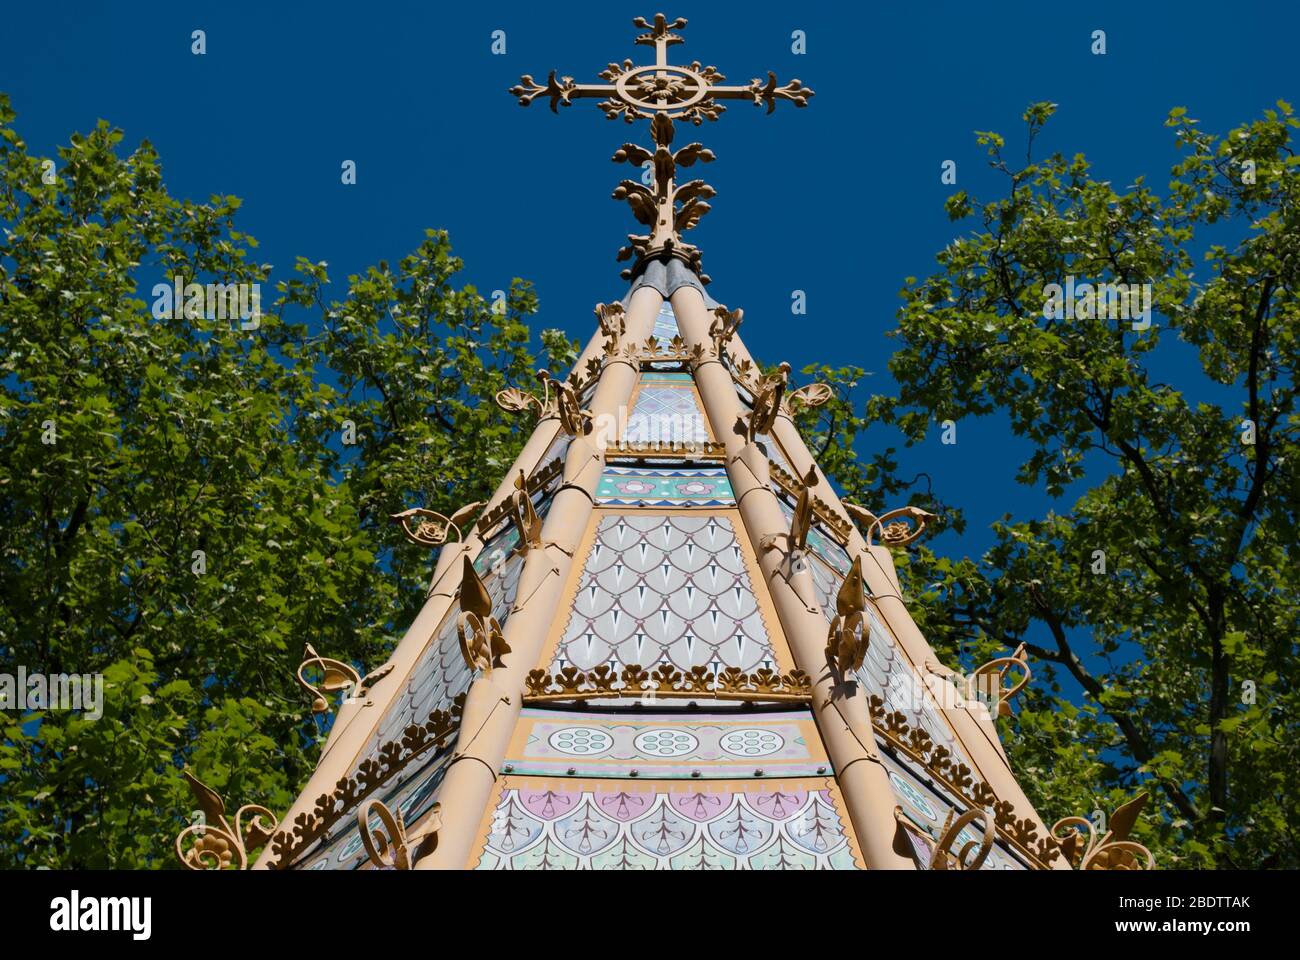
[511,13,812,280]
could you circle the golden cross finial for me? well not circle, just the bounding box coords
[509,13,814,281]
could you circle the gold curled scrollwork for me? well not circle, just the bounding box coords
[967,643,1031,718]
[929,808,996,870]
[1051,793,1155,870]
[297,644,395,716]
[787,382,833,411]
[174,771,279,871]
[358,798,441,870]
[390,500,484,548]
[844,502,936,548]
[297,643,359,715]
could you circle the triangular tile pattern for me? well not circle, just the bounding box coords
[548,513,779,675]
[623,371,712,446]
[651,301,680,348]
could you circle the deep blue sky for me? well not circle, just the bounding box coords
[2,0,1293,566]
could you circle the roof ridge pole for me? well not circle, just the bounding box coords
[418,285,663,868]
[670,286,916,869]
[250,321,617,869]
[719,335,1061,860]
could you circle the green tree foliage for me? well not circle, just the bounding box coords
[0,96,575,867]
[795,103,1300,868]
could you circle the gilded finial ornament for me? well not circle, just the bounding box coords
[358,798,442,870]
[391,499,485,548]
[1051,793,1155,870]
[708,305,742,358]
[296,644,394,715]
[968,643,1031,717]
[456,556,510,673]
[844,502,936,548]
[826,556,870,677]
[510,13,812,278]
[175,771,279,871]
[737,362,790,443]
[497,370,593,437]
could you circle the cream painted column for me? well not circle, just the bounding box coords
[253,323,608,870]
[671,285,914,870]
[419,285,663,869]
[724,335,1064,864]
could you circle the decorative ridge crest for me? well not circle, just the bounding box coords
[263,695,466,869]
[476,457,564,536]
[524,663,812,703]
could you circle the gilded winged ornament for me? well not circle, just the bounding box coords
[455,556,511,673]
[175,771,279,871]
[967,643,1031,717]
[844,502,936,548]
[358,798,441,870]
[390,499,485,548]
[826,556,870,677]
[296,644,394,715]
[1051,793,1155,870]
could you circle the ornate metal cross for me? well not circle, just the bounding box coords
[510,13,813,281]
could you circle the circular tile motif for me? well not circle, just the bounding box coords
[719,728,785,757]
[633,728,699,757]
[548,726,614,756]
[889,771,938,821]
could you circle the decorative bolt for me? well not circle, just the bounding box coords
[754,768,764,777]
[566,767,576,776]
[504,764,514,773]
[630,768,640,777]
[816,766,826,774]
[691,769,701,778]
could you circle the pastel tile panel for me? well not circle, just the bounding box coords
[472,775,864,870]
[595,466,735,507]
[503,708,829,779]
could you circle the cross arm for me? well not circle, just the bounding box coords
[509,73,616,112]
